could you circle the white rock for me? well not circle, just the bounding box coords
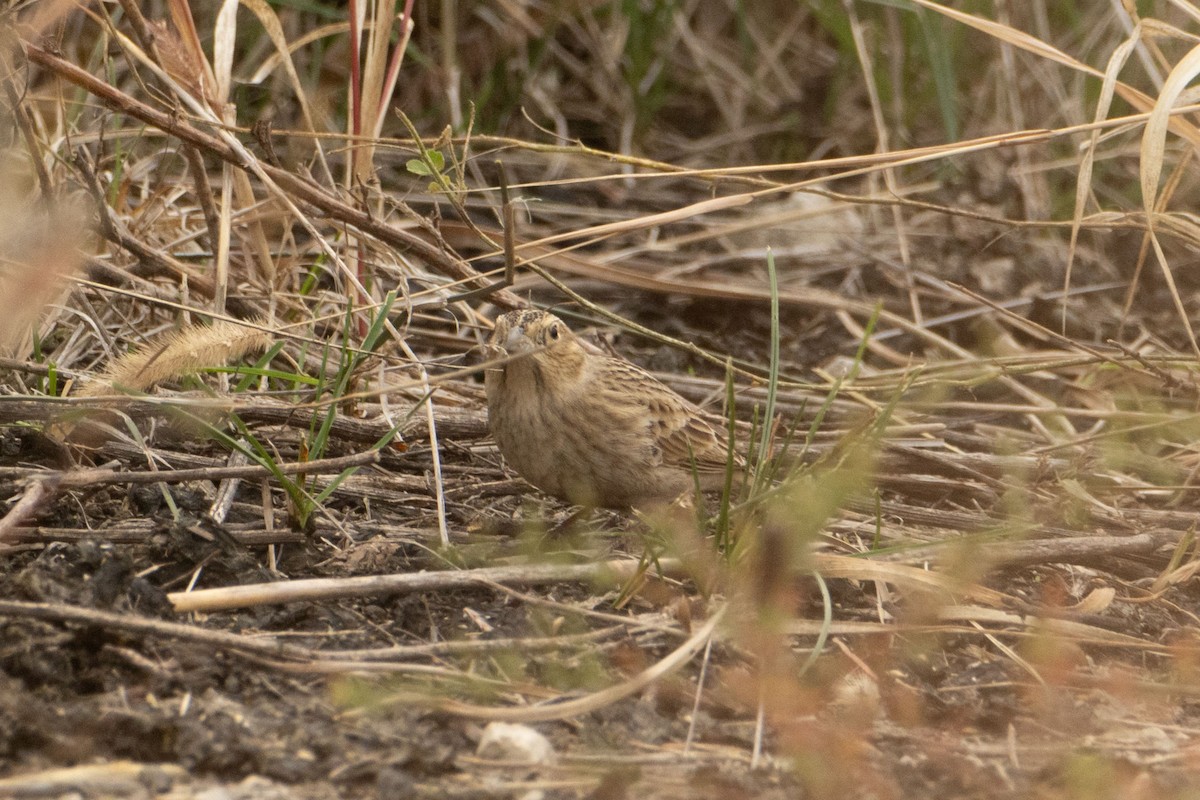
[476,722,557,765]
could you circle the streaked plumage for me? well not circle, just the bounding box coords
[484,310,740,508]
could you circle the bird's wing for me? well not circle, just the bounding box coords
[648,394,737,473]
[598,358,739,473]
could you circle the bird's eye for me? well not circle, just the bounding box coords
[547,325,560,341]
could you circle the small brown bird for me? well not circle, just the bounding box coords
[485,309,740,508]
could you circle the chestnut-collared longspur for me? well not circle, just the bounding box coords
[485,310,740,508]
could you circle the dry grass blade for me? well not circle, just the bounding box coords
[211,0,237,104]
[1065,28,1142,332]
[1139,40,1200,356]
[912,0,1096,74]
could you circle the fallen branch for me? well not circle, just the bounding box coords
[0,450,379,488]
[0,477,59,542]
[170,558,670,613]
[2,526,306,545]
[875,532,1168,568]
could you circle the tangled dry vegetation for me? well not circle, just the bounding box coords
[6,1,1200,798]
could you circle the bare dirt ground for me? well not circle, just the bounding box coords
[6,256,1200,798]
[6,3,1200,799]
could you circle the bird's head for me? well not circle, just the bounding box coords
[487,310,585,380]
[489,310,575,354]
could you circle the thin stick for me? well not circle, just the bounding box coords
[0,477,59,542]
[683,635,715,754]
[3,450,379,488]
[170,558,684,613]
[398,337,449,548]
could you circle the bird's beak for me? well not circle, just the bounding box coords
[504,326,535,354]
